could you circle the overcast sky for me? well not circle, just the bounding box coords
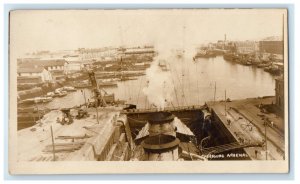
[10,9,286,57]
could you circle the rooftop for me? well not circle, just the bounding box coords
[18,59,66,68]
[18,66,45,73]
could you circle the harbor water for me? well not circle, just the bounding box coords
[43,56,276,110]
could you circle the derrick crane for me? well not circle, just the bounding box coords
[87,71,107,107]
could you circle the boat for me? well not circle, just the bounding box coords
[264,65,281,76]
[46,92,55,97]
[56,91,68,97]
[62,86,77,92]
[97,80,118,88]
[251,54,262,66]
[223,53,234,62]
[257,63,270,68]
[194,50,216,59]
[51,88,67,97]
[244,62,252,66]
[35,96,53,103]
[119,76,138,81]
[17,67,260,162]
[18,98,36,105]
[132,62,151,70]
[158,60,169,71]
[73,81,92,89]
[18,97,53,105]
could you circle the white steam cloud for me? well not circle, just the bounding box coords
[142,57,173,109]
[142,23,198,109]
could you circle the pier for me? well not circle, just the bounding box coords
[207,96,284,160]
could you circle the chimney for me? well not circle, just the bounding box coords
[141,111,179,161]
[141,134,180,161]
[148,111,176,137]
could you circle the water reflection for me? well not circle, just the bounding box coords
[44,56,275,109]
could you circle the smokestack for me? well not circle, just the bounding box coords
[148,111,176,137]
[141,111,179,161]
[142,134,180,161]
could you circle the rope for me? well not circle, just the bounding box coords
[171,72,180,107]
[170,64,187,106]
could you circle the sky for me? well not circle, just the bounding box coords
[10,9,286,57]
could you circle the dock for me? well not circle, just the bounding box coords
[207,96,285,160]
[18,107,132,162]
[17,96,285,161]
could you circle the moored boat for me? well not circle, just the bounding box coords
[194,50,216,59]
[62,86,77,92]
[19,96,53,105]
[97,80,118,88]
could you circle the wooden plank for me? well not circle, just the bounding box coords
[56,135,92,140]
[45,142,85,147]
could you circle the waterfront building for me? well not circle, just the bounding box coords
[259,41,283,55]
[123,48,155,56]
[234,41,258,54]
[17,66,53,83]
[40,59,66,72]
[78,47,118,60]
[18,59,67,72]
[65,61,84,74]
[259,36,283,55]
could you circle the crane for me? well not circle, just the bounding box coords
[87,70,107,107]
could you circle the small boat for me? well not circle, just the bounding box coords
[244,62,252,66]
[264,66,281,76]
[223,53,233,61]
[18,98,35,105]
[18,96,53,105]
[42,97,53,103]
[158,60,169,71]
[98,82,118,88]
[194,50,216,59]
[257,63,270,68]
[119,76,138,81]
[73,81,92,89]
[56,91,68,97]
[46,92,55,97]
[97,79,118,87]
[52,88,68,97]
[62,86,77,92]
[34,97,53,103]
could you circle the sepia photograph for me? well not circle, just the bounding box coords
[9,8,289,174]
